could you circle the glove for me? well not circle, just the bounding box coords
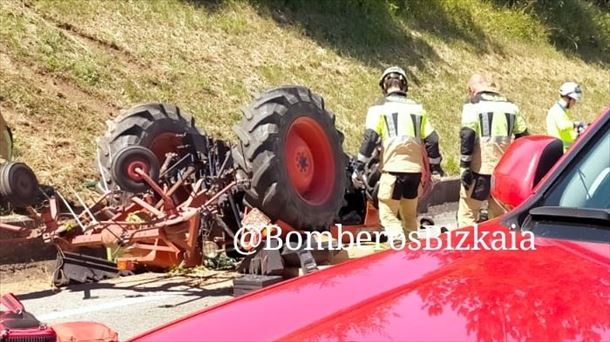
[460,168,474,190]
[573,121,585,135]
[351,169,366,189]
[430,163,445,177]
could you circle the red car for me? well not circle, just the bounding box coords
[0,293,118,342]
[132,105,610,342]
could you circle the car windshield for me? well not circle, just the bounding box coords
[543,120,610,210]
[527,117,610,244]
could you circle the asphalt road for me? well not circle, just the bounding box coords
[18,271,239,340]
[9,204,458,340]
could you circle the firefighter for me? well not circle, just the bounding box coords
[353,66,443,239]
[546,82,584,150]
[458,74,529,227]
[0,112,12,163]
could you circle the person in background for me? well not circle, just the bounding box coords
[457,74,529,227]
[353,66,443,239]
[0,112,12,163]
[546,82,584,150]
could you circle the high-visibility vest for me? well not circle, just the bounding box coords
[461,93,527,175]
[365,94,436,173]
[546,101,576,150]
[0,113,12,163]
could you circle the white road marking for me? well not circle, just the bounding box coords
[36,294,174,321]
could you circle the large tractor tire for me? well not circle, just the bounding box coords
[0,162,40,208]
[233,86,347,230]
[96,103,204,192]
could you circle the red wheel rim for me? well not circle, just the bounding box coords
[285,117,335,205]
[126,160,149,181]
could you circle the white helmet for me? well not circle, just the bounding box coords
[379,66,408,91]
[559,82,583,101]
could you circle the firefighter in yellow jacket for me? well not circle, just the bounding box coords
[0,112,12,163]
[546,82,584,150]
[458,74,529,227]
[354,66,444,238]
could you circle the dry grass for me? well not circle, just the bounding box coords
[0,0,608,192]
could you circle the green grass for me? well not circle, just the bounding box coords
[0,0,608,192]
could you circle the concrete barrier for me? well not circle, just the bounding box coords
[418,176,460,213]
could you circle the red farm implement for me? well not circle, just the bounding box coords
[0,86,432,287]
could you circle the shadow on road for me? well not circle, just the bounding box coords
[17,272,237,306]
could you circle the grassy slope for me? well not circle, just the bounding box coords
[0,0,608,192]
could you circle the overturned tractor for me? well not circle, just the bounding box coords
[0,86,431,286]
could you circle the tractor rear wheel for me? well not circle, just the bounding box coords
[233,86,347,230]
[96,103,204,191]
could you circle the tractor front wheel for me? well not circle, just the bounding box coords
[96,103,205,192]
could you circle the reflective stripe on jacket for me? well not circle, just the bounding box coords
[460,92,527,175]
[363,94,435,173]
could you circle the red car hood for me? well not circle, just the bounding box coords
[133,222,610,342]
